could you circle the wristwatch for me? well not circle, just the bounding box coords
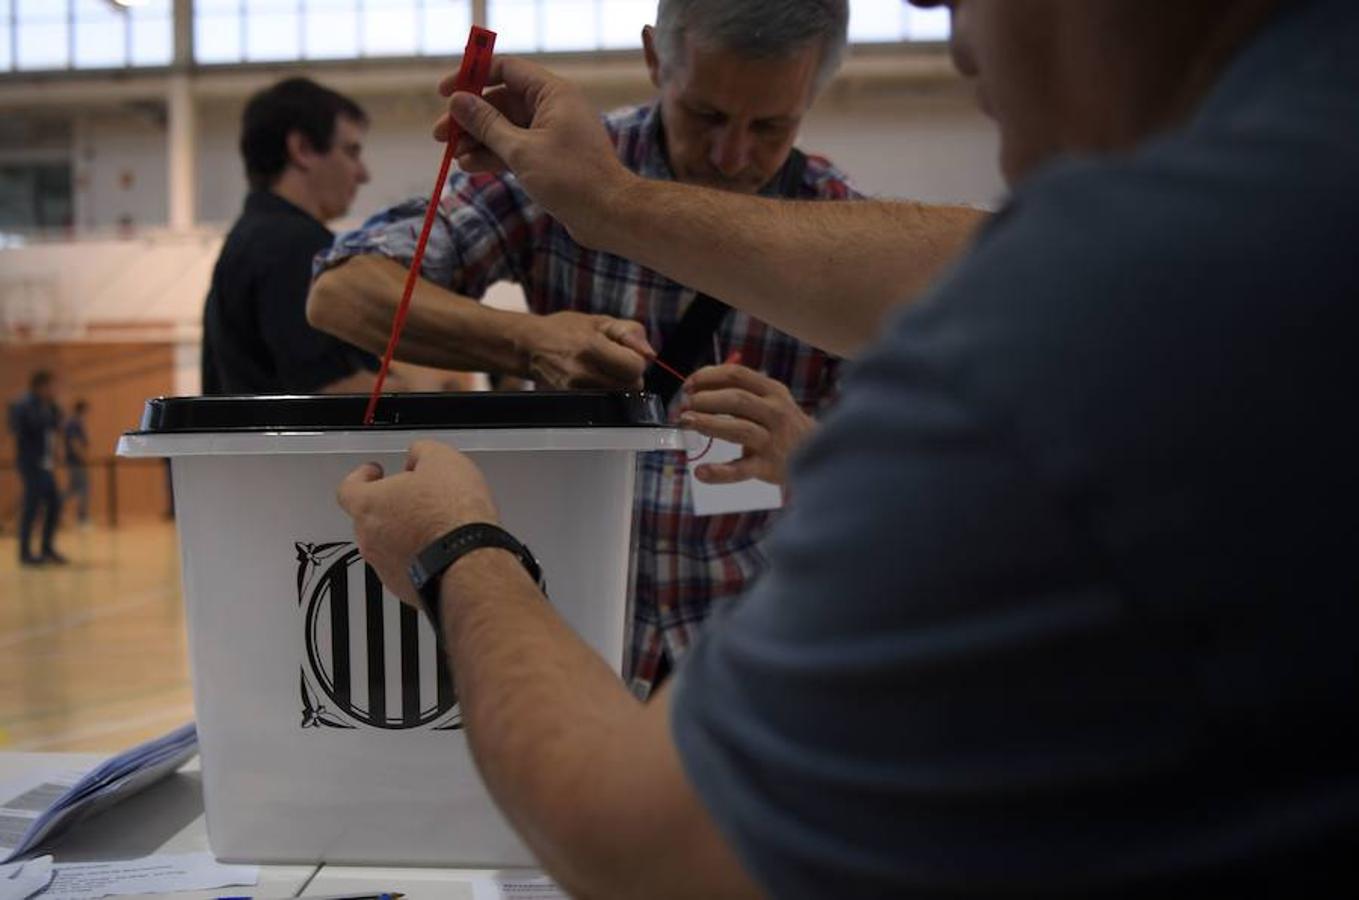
[407,523,546,646]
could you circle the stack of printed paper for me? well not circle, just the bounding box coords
[0,723,197,862]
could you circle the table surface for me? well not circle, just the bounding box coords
[0,752,538,900]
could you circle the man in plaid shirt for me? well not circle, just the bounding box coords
[311,0,878,695]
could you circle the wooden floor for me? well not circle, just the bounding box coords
[0,520,194,753]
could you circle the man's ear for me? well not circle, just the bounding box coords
[285,129,315,172]
[641,25,663,90]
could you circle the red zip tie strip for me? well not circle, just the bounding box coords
[650,357,690,384]
[668,350,743,463]
[364,26,497,426]
[653,349,742,387]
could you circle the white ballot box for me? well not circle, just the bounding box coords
[118,392,682,867]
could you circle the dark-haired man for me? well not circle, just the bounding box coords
[201,77,382,395]
[8,370,64,566]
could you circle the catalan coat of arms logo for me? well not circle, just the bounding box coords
[296,542,461,732]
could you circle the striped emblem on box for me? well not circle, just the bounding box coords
[296,542,460,731]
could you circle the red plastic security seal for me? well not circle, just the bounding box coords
[683,350,742,462]
[364,25,497,426]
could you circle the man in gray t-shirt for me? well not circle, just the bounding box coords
[337,0,1359,896]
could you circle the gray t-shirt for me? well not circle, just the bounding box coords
[672,1,1359,896]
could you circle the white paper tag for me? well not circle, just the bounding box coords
[688,438,784,516]
[0,856,53,900]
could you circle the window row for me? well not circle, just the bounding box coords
[0,1,949,73]
[0,0,173,72]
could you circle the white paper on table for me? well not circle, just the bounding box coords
[687,438,783,516]
[38,852,257,900]
[0,723,197,865]
[469,873,565,899]
[0,773,84,860]
[1,855,54,900]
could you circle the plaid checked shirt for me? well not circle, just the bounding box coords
[320,103,859,697]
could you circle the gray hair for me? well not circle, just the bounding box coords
[654,0,850,93]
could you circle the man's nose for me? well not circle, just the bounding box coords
[709,125,753,178]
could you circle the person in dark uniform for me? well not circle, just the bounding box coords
[7,370,65,566]
[201,77,384,396]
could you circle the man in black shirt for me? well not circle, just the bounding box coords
[201,77,382,395]
[7,369,64,566]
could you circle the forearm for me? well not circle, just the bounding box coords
[600,177,986,358]
[438,551,643,891]
[317,368,381,394]
[396,362,480,391]
[437,551,749,899]
[308,255,535,376]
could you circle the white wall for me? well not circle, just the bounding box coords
[72,113,171,234]
[343,86,1008,220]
[196,98,248,225]
[800,93,1004,204]
[195,92,555,226]
[0,232,222,341]
[173,337,201,395]
[35,83,1006,233]
[1,78,1006,345]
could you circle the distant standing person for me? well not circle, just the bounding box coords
[64,398,90,527]
[7,370,65,566]
[200,77,385,395]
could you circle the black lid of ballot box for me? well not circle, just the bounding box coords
[132,392,667,433]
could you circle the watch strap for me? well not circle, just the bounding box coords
[408,523,545,644]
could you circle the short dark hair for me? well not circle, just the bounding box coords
[30,369,52,391]
[240,77,368,191]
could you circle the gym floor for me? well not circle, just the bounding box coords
[0,522,194,753]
